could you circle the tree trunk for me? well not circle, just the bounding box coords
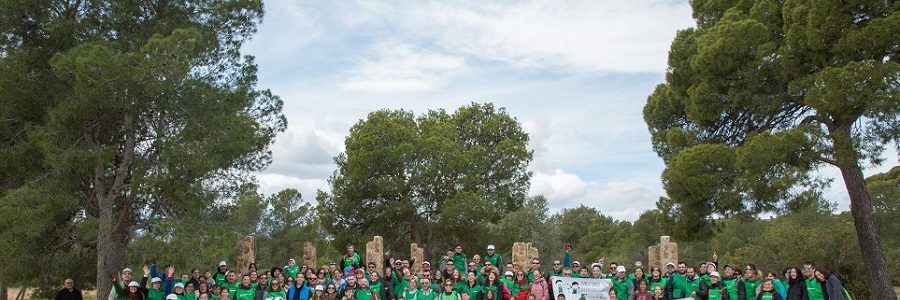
[0,277,7,300]
[95,196,128,300]
[831,127,897,299]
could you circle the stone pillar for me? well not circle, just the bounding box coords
[366,236,384,272]
[236,235,256,275]
[303,242,317,269]
[511,242,539,271]
[411,243,425,274]
[648,236,678,268]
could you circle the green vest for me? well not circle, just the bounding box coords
[226,283,240,296]
[418,289,437,300]
[184,293,197,300]
[744,279,762,299]
[723,278,739,300]
[266,290,287,300]
[484,254,502,269]
[460,284,481,298]
[671,273,687,298]
[686,276,701,299]
[708,287,722,300]
[805,278,824,300]
[235,287,256,300]
[371,282,382,297]
[214,273,227,287]
[612,278,629,300]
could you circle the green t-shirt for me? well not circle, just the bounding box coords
[235,287,256,300]
[225,283,240,296]
[805,278,824,300]
[459,284,481,298]
[760,291,776,300]
[649,277,668,297]
[438,292,459,300]
[266,290,287,300]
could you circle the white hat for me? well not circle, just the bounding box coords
[122,268,133,274]
[219,261,227,267]
[634,261,642,267]
[616,266,626,273]
[315,285,325,291]
[666,262,676,267]
[128,281,140,288]
[151,277,162,283]
[487,245,495,250]
[591,263,600,268]
[709,271,720,278]
[174,282,185,289]
[504,271,513,276]
[572,261,581,265]
[422,261,431,265]
[166,294,179,300]
[289,258,296,263]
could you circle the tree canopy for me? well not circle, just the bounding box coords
[644,0,898,297]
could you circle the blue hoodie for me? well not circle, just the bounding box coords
[287,284,311,300]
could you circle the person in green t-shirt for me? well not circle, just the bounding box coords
[802,263,824,300]
[234,275,256,300]
[418,278,438,300]
[483,245,502,273]
[438,280,460,300]
[355,279,378,300]
[149,277,166,300]
[611,266,633,300]
[452,245,467,273]
[266,279,287,300]
[721,265,744,300]
[647,267,668,298]
[342,244,362,271]
[401,276,421,300]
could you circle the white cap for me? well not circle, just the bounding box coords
[487,245,495,250]
[616,266,626,273]
[709,271,720,278]
[166,294,179,300]
[174,282,185,289]
[219,261,227,267]
[634,261,642,267]
[572,261,580,265]
[128,281,140,288]
[289,258,296,263]
[315,285,324,291]
[591,263,600,268]
[122,268,133,274]
[422,261,431,265]
[504,271,513,276]
[151,277,162,283]
[666,262,675,267]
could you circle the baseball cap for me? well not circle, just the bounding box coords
[219,261,227,267]
[616,266,626,273]
[128,281,140,288]
[174,283,185,289]
[709,271,720,278]
[666,262,676,267]
[487,245,495,250]
[151,277,162,283]
[504,271,513,276]
[166,294,179,300]
[572,261,581,265]
[122,268,133,274]
[315,285,324,291]
[423,261,431,265]
[289,258,296,263]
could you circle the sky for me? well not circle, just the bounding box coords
[241,0,898,221]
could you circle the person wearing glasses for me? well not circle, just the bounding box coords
[438,280,461,300]
[550,260,564,277]
[528,259,542,282]
[54,277,82,300]
[325,284,340,300]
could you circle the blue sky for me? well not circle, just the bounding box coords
[242,0,897,220]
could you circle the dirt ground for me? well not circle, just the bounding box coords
[5,288,96,300]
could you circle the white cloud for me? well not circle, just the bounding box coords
[341,0,694,73]
[339,41,467,93]
[531,168,663,220]
[257,173,329,201]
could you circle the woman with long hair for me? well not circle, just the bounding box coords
[784,268,806,300]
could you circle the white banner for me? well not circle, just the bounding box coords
[549,276,611,300]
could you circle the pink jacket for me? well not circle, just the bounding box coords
[530,277,549,300]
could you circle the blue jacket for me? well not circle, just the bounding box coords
[287,284,311,300]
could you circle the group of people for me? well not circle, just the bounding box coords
[55,244,852,300]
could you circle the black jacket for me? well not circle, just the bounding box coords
[786,279,807,300]
[54,288,83,300]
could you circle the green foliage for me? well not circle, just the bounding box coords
[867,166,900,284]
[318,103,533,257]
